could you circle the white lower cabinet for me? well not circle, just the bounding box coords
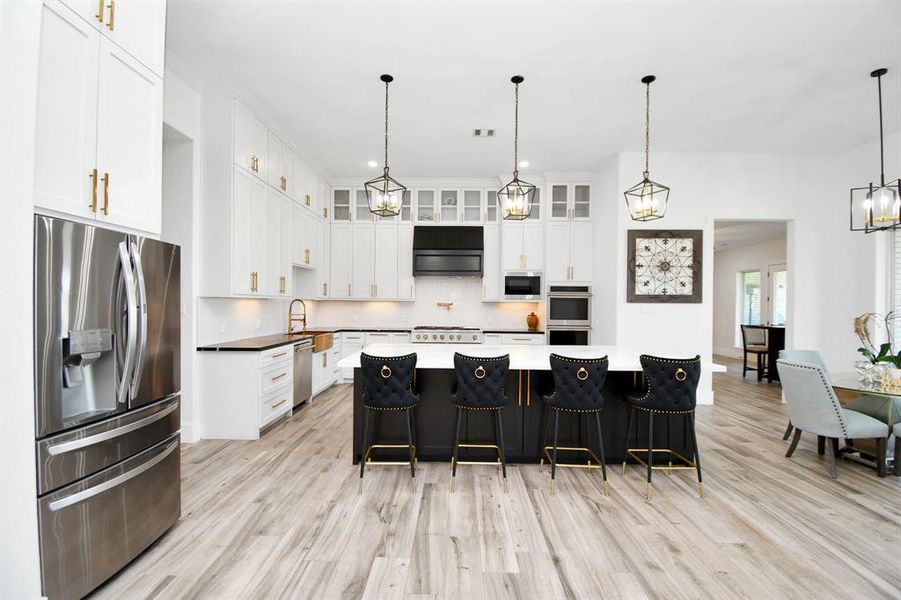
[313,348,337,395]
[364,332,392,346]
[200,346,293,440]
[484,333,502,345]
[500,333,546,346]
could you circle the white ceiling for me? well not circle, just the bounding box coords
[166,1,901,179]
[713,220,787,250]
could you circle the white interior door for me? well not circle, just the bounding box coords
[34,1,100,220]
[329,224,353,299]
[95,36,162,234]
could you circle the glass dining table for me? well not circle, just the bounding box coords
[831,372,901,429]
[830,372,899,473]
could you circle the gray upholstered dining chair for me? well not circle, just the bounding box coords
[778,349,829,441]
[778,358,890,478]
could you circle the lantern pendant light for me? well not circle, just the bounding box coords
[364,74,406,218]
[850,68,900,233]
[624,75,669,222]
[497,75,536,220]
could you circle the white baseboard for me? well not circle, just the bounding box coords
[180,422,199,443]
[714,346,743,360]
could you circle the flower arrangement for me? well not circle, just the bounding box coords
[855,311,901,366]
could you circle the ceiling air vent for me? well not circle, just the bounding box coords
[472,128,495,138]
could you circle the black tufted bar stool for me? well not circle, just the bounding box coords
[451,353,510,493]
[623,354,703,500]
[540,354,610,496]
[359,352,419,493]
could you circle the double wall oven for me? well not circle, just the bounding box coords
[547,285,592,345]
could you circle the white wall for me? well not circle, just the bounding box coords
[592,155,619,344]
[612,130,900,403]
[712,237,787,358]
[197,296,294,346]
[0,2,44,597]
[162,66,203,443]
[309,277,542,331]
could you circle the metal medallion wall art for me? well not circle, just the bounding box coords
[627,229,702,303]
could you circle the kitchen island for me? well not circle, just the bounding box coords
[338,344,724,464]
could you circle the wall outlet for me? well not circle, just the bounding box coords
[256,318,262,330]
[218,322,226,334]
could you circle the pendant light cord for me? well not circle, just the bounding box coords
[384,78,390,172]
[513,81,520,176]
[877,73,885,186]
[644,80,651,177]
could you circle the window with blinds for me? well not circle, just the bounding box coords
[741,271,762,324]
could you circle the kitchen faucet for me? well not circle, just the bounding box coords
[288,298,307,333]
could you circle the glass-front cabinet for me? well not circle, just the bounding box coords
[462,190,482,222]
[332,189,351,221]
[439,190,459,223]
[416,189,436,223]
[549,183,591,220]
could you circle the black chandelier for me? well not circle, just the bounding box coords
[497,75,536,220]
[850,68,900,233]
[364,74,406,217]
[624,75,669,222]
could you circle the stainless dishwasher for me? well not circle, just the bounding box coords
[293,339,313,408]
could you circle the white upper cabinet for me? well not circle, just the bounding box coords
[329,223,353,299]
[439,189,460,223]
[233,101,267,180]
[545,221,572,281]
[34,1,99,221]
[267,132,288,193]
[416,189,436,222]
[94,36,162,234]
[568,221,594,281]
[60,0,165,77]
[232,167,268,295]
[373,226,398,299]
[501,220,544,272]
[354,189,373,222]
[501,224,524,271]
[396,225,414,300]
[351,223,376,298]
[291,203,307,266]
[482,224,502,300]
[265,190,292,296]
[34,0,162,234]
[316,218,330,298]
[101,0,166,76]
[462,190,483,223]
[521,222,543,269]
[549,183,591,220]
[332,189,351,221]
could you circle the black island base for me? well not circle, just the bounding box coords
[352,368,694,466]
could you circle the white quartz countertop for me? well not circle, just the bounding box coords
[337,344,726,373]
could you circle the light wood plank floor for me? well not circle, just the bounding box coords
[93,364,901,600]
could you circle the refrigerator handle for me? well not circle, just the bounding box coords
[129,241,148,397]
[117,242,137,406]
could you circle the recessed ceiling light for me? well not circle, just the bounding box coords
[518,160,530,169]
[367,160,378,168]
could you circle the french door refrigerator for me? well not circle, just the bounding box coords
[34,215,181,600]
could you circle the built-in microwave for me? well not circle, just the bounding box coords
[504,271,542,300]
[547,285,591,327]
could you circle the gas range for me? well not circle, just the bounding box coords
[412,326,483,344]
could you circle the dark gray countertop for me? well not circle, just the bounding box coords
[196,328,413,352]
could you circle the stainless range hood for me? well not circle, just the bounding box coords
[412,226,483,277]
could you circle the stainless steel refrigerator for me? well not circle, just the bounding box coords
[34,215,181,600]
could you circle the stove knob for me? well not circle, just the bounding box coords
[431,334,437,340]
[456,334,462,340]
[440,334,445,340]
[416,334,421,340]
[472,334,478,341]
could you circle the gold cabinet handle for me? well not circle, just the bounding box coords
[305,194,311,206]
[322,282,328,296]
[271,372,287,381]
[89,169,98,212]
[323,207,328,218]
[271,397,288,409]
[250,155,257,172]
[95,0,104,22]
[106,0,115,30]
[101,172,110,215]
